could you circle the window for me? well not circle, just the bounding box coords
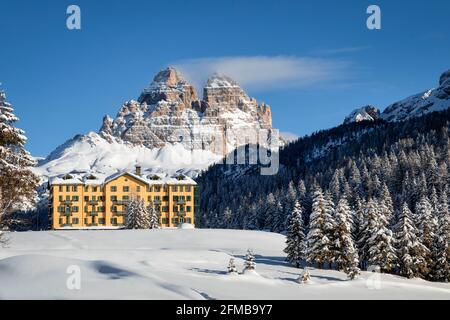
[172,218,179,224]
[111,196,117,201]
[59,186,63,192]
[111,218,118,225]
[59,196,63,201]
[155,186,161,192]
[84,196,89,201]
[148,196,152,201]
[172,186,178,192]
[123,196,130,201]
[136,186,141,192]
[187,206,191,212]
[123,186,129,192]
[99,196,104,201]
[99,186,104,192]
[155,205,161,212]
[58,206,64,213]
[92,196,97,201]
[72,206,79,212]
[163,185,168,192]
[84,206,89,213]
[66,195,71,201]
[111,206,117,212]
[179,186,184,192]
[186,218,192,224]
[162,206,168,212]
[72,186,78,192]
[66,186,70,192]
[163,196,169,201]
[59,218,64,224]
[146,186,152,192]
[187,196,192,201]
[93,186,97,192]
[98,218,105,225]
[186,186,191,192]
[72,196,79,201]
[162,218,169,224]
[72,218,79,224]
[173,206,178,212]
[111,186,117,192]
[84,186,89,192]
[98,206,105,212]
[84,218,88,225]
[173,196,179,201]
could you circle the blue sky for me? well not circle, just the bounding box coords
[0,0,449,157]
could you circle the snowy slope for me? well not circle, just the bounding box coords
[35,132,221,180]
[381,69,450,122]
[0,229,448,299]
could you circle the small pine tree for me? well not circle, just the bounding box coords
[306,185,333,268]
[244,249,256,271]
[334,198,360,279]
[125,198,150,229]
[393,203,429,279]
[430,193,450,282]
[148,204,160,229]
[415,196,438,250]
[227,257,238,274]
[284,200,306,268]
[297,267,311,284]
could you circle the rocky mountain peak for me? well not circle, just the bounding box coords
[439,69,450,86]
[205,73,240,89]
[344,106,380,124]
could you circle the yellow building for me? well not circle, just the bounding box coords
[49,167,197,229]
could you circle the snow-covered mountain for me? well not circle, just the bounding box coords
[382,69,450,122]
[36,67,280,180]
[344,70,450,124]
[343,106,380,124]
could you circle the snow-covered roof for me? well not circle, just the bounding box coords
[49,170,197,186]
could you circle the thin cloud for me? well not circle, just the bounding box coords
[172,55,353,92]
[312,46,370,55]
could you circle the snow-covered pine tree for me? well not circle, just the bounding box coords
[263,193,276,231]
[415,196,437,251]
[393,203,429,279]
[0,89,39,227]
[306,185,333,268]
[271,200,285,233]
[244,249,256,271]
[284,200,306,268]
[361,198,397,272]
[334,198,360,279]
[430,192,450,282]
[125,198,151,229]
[148,204,160,229]
[227,257,238,274]
[380,183,394,225]
[297,267,311,284]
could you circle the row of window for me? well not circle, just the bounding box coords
[58,205,192,213]
[58,195,192,202]
[57,185,193,193]
[58,217,192,226]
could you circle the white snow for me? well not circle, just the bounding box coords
[0,229,448,300]
[34,132,222,180]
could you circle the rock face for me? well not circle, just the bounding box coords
[344,106,380,124]
[381,69,450,122]
[99,67,277,156]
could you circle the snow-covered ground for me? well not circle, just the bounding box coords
[0,229,448,300]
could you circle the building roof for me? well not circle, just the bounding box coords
[49,170,197,186]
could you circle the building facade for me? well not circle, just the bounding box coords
[49,168,197,229]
